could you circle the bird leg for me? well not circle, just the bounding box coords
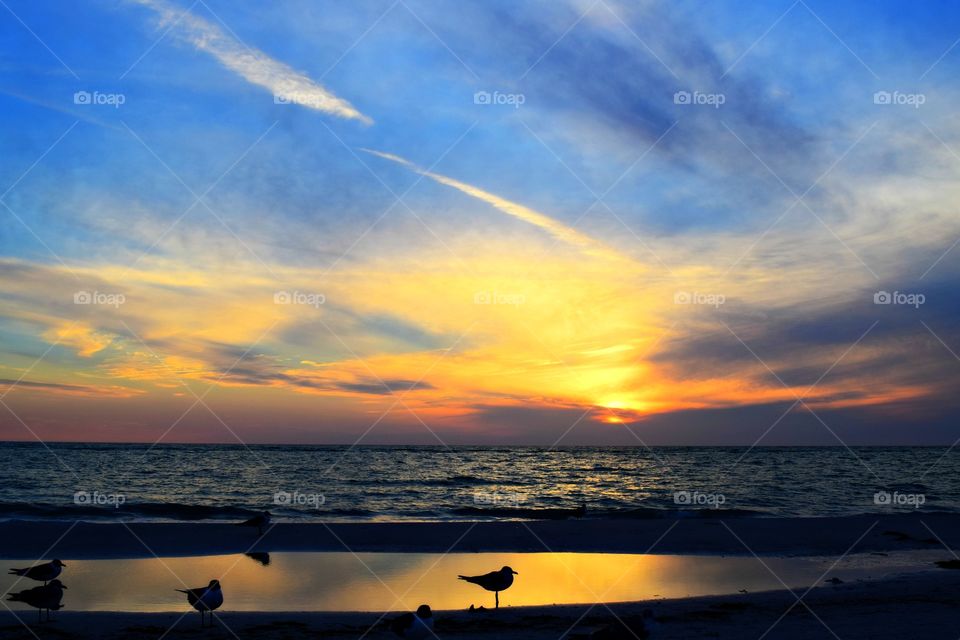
[495,592,499,609]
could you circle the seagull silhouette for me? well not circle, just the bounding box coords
[236,511,270,536]
[389,604,433,638]
[8,559,66,584]
[176,579,223,627]
[458,566,517,608]
[7,579,66,623]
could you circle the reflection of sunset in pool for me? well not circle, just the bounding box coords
[0,551,937,612]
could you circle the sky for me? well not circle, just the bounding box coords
[1,0,959,445]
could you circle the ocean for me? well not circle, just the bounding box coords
[0,443,954,522]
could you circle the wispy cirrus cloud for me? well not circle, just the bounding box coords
[363,149,628,263]
[0,378,139,398]
[131,0,372,124]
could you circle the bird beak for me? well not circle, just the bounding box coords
[512,570,519,575]
[61,585,68,589]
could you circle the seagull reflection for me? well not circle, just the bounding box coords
[7,579,66,623]
[245,552,271,566]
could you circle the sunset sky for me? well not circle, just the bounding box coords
[1,0,959,445]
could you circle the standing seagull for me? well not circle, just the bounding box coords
[7,579,66,623]
[236,511,270,536]
[389,604,433,638]
[8,559,66,584]
[458,566,518,609]
[176,579,224,627]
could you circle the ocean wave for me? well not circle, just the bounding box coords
[341,475,509,487]
[451,505,766,520]
[451,505,587,520]
[0,501,261,521]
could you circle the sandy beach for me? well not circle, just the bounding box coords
[2,514,960,638]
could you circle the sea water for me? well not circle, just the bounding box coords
[0,443,953,522]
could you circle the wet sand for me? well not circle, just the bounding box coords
[1,512,958,559]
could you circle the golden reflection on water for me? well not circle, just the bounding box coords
[0,551,932,612]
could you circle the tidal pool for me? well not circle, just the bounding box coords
[0,550,940,612]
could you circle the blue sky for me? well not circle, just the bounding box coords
[0,0,959,444]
